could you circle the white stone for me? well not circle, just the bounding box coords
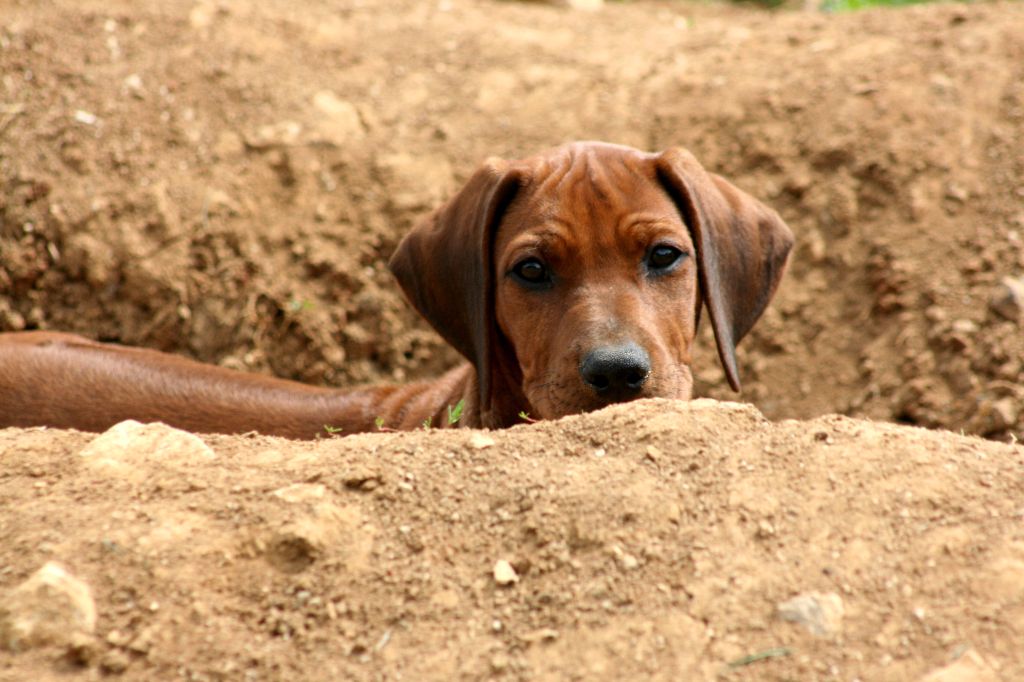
[918,648,1000,682]
[493,560,519,586]
[469,433,496,450]
[990,276,1024,322]
[777,591,844,637]
[73,110,97,125]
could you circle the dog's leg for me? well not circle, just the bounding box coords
[0,332,475,438]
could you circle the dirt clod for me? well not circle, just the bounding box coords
[0,562,97,652]
[64,633,99,668]
[78,420,215,469]
[99,649,130,675]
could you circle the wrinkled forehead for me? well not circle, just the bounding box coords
[497,145,686,245]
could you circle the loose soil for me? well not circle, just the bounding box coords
[1,0,1023,680]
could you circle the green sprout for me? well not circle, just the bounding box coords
[447,399,465,425]
[373,416,398,433]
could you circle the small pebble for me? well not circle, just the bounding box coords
[619,553,639,570]
[950,319,977,335]
[73,110,98,125]
[493,560,518,586]
[989,276,1024,322]
[469,434,496,450]
[777,591,844,637]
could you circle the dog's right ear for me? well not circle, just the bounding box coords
[389,159,523,404]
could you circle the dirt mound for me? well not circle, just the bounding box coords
[2,0,1024,679]
[3,400,1023,681]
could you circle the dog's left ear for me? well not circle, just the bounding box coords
[389,158,524,407]
[654,147,794,391]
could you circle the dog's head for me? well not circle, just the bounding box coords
[389,142,793,425]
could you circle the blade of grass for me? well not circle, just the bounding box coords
[447,399,465,425]
[728,647,791,668]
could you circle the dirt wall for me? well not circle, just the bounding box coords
[3,0,1022,439]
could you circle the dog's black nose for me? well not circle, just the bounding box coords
[579,343,651,398]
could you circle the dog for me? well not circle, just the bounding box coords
[0,142,793,439]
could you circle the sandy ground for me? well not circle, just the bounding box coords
[1,0,1023,680]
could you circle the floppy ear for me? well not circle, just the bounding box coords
[388,158,523,405]
[654,147,794,391]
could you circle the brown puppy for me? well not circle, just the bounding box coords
[0,142,793,438]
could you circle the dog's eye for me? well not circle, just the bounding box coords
[511,258,549,285]
[647,245,684,272]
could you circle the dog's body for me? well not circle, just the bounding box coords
[0,142,793,439]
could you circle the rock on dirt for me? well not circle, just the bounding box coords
[468,433,496,450]
[493,559,519,586]
[989,276,1024,322]
[0,562,97,652]
[777,591,844,637]
[918,649,1000,682]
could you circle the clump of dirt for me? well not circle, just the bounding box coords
[2,0,1024,680]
